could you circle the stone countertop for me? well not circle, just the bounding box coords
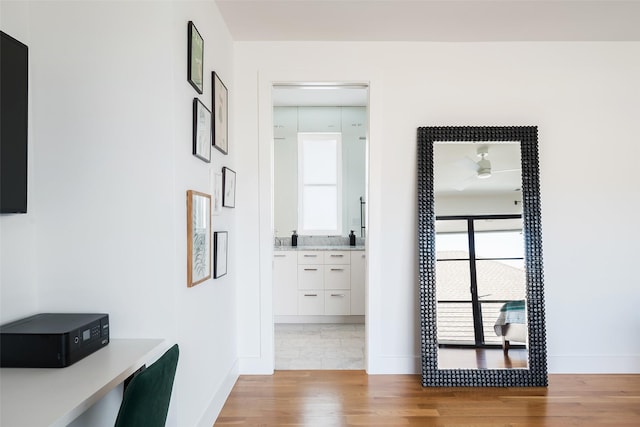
[274,245,365,251]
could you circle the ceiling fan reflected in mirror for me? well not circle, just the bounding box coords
[475,145,521,178]
[476,145,492,179]
[453,145,521,191]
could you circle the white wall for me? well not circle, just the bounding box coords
[0,1,237,425]
[234,41,640,374]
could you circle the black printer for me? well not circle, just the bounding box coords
[0,313,109,367]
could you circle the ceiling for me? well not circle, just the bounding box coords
[216,0,640,42]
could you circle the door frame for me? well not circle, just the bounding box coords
[256,71,381,373]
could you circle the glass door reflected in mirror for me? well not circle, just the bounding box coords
[434,142,528,370]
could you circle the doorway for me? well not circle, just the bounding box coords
[271,83,369,370]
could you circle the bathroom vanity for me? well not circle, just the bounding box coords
[273,247,365,322]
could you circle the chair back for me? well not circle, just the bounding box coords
[114,344,179,427]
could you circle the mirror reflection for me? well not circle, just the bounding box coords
[434,142,528,369]
[273,104,367,238]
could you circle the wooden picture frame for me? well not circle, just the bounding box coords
[187,190,211,287]
[214,231,228,279]
[222,167,236,208]
[193,98,211,162]
[212,71,228,154]
[187,21,204,94]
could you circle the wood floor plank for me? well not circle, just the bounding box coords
[214,371,640,426]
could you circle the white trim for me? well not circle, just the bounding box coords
[196,359,239,427]
[251,68,382,376]
[367,355,421,375]
[548,355,640,374]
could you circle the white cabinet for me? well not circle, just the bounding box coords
[273,249,365,318]
[273,252,298,315]
[298,265,323,289]
[325,291,351,315]
[298,251,323,264]
[350,251,366,315]
[324,265,350,290]
[298,291,324,315]
[323,251,350,264]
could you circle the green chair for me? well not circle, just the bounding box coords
[114,344,179,427]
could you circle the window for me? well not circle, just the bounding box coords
[298,133,342,235]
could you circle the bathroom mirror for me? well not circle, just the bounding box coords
[272,84,368,239]
[273,105,367,238]
[417,126,547,387]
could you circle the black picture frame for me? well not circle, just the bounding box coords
[417,126,547,387]
[222,167,235,208]
[213,231,228,279]
[212,72,228,155]
[187,21,204,94]
[192,98,211,162]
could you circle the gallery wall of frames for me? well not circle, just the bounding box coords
[186,21,234,287]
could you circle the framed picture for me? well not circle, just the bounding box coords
[212,72,228,155]
[187,190,211,287]
[187,21,204,94]
[222,167,236,208]
[193,98,211,162]
[214,231,228,279]
[212,171,223,215]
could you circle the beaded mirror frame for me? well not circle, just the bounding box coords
[417,126,548,387]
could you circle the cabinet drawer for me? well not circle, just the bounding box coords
[298,265,324,289]
[298,291,324,315]
[323,265,350,290]
[323,251,350,265]
[298,251,323,264]
[273,251,296,261]
[324,291,351,315]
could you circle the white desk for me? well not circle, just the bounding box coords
[0,338,165,427]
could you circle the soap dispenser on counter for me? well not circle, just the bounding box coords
[291,230,298,247]
[349,230,356,246]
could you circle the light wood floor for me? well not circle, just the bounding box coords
[214,371,640,426]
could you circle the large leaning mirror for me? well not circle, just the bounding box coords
[417,126,547,387]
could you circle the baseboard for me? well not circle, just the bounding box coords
[239,355,274,375]
[367,355,420,374]
[196,359,239,427]
[548,354,640,373]
[274,315,365,324]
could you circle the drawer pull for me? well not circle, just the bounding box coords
[330,254,344,257]
[330,268,344,271]
[304,268,318,271]
[274,254,286,257]
[303,254,317,257]
[304,294,318,297]
[330,294,346,297]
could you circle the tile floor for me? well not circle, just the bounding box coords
[274,323,365,370]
